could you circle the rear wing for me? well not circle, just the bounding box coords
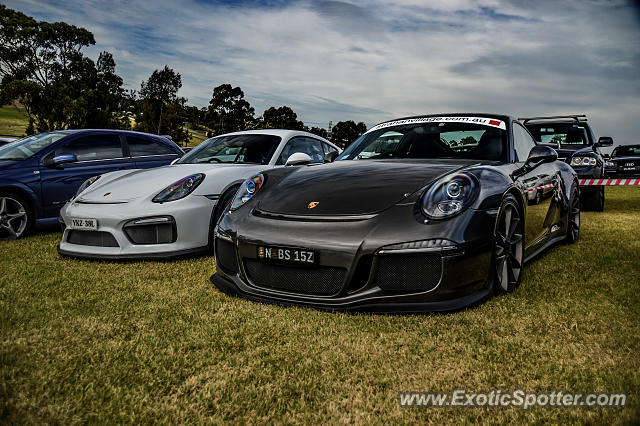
[518,115,587,124]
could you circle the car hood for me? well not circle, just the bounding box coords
[257,159,477,216]
[77,163,267,203]
[609,156,640,162]
[556,146,594,158]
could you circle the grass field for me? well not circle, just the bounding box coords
[1,187,638,423]
[0,106,29,137]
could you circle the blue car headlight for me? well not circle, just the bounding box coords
[230,174,265,211]
[422,172,479,219]
[73,175,101,199]
[152,173,205,203]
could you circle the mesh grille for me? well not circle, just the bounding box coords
[373,254,442,292]
[124,223,175,244]
[67,230,119,247]
[215,238,239,274]
[244,259,346,295]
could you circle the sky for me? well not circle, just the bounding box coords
[5,0,640,143]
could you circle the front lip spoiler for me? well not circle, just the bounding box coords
[210,273,493,314]
[57,245,210,261]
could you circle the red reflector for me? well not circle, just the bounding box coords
[489,120,501,126]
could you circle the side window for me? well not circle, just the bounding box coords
[55,134,123,161]
[127,136,176,157]
[276,137,325,165]
[513,123,536,162]
[322,143,338,156]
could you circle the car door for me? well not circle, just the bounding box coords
[126,135,181,169]
[39,133,133,217]
[275,137,326,165]
[512,122,560,255]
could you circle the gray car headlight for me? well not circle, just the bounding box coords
[230,173,265,211]
[570,156,597,166]
[421,172,479,219]
[73,175,101,199]
[152,173,205,203]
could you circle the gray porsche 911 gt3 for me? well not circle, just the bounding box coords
[211,114,580,313]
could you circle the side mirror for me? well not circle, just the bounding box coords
[324,151,339,163]
[526,145,558,166]
[45,153,78,167]
[285,152,313,166]
[594,136,613,148]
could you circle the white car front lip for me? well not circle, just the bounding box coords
[58,195,217,258]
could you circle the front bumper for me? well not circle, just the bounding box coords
[58,195,217,260]
[211,205,496,313]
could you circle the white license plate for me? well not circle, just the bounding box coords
[68,218,98,230]
[623,167,636,171]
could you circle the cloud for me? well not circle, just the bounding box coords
[3,0,640,143]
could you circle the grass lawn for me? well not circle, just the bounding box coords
[0,106,29,137]
[0,187,638,423]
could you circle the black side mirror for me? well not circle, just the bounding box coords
[594,136,613,148]
[324,151,339,163]
[44,153,78,167]
[526,145,558,166]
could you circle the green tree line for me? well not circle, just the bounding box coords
[0,5,366,147]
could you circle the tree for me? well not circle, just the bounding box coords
[135,66,189,144]
[205,84,256,134]
[261,106,304,130]
[0,6,128,132]
[330,120,367,148]
[307,126,329,139]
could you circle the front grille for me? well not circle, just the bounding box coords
[215,238,239,274]
[373,253,442,292]
[124,223,175,244]
[67,230,119,247]
[243,259,346,295]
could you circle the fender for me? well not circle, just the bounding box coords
[0,180,42,218]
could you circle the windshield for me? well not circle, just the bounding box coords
[525,123,593,148]
[177,134,281,165]
[0,132,67,161]
[612,145,640,157]
[336,118,508,162]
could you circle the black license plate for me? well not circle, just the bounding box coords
[257,245,316,265]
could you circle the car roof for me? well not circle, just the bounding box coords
[213,129,336,145]
[51,129,168,137]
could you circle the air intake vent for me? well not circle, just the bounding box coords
[244,259,345,295]
[67,230,119,247]
[215,238,239,275]
[373,253,442,292]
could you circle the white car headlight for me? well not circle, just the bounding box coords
[570,156,597,166]
[605,161,616,168]
[152,174,205,203]
[421,172,479,219]
[73,175,100,199]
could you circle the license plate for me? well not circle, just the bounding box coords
[257,245,316,265]
[623,167,636,171]
[68,218,98,230]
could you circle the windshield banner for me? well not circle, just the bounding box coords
[367,116,507,133]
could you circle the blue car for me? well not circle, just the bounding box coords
[0,130,183,239]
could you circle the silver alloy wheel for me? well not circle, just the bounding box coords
[0,196,28,239]
[494,203,523,291]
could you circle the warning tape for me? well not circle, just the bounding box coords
[525,184,554,193]
[579,178,640,186]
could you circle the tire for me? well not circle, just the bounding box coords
[581,186,604,212]
[491,194,524,294]
[0,192,34,240]
[565,185,580,244]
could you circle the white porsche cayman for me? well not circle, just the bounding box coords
[58,130,340,259]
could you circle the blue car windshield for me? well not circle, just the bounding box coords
[0,132,67,161]
[177,134,281,165]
